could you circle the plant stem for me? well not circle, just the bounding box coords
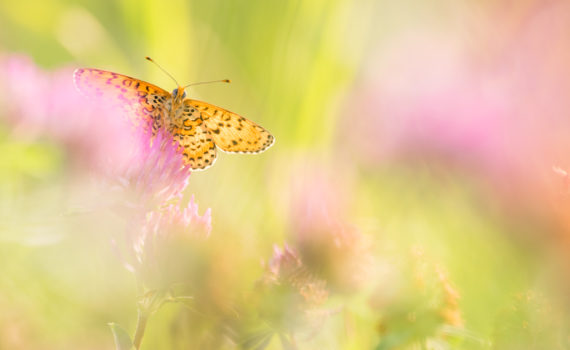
[133,309,149,350]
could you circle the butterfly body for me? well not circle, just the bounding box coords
[73,68,274,170]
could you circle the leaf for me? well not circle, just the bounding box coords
[375,330,414,350]
[169,295,194,306]
[241,328,274,350]
[108,323,134,350]
[440,325,488,347]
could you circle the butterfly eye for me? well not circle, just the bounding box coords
[171,88,187,99]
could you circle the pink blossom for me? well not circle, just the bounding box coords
[344,1,570,185]
[135,195,212,262]
[0,54,215,286]
[242,243,333,345]
[288,164,371,293]
[340,2,570,242]
[264,244,328,305]
[0,54,132,172]
[106,131,209,289]
[109,128,192,211]
[0,54,194,212]
[130,195,212,288]
[145,195,212,241]
[266,244,302,281]
[288,164,352,245]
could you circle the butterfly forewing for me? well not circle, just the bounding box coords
[73,68,170,129]
[186,99,274,154]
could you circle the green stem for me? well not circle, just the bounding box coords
[133,310,149,350]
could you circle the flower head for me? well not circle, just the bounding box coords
[289,165,372,293]
[110,128,192,212]
[0,55,131,172]
[235,244,330,345]
[264,244,329,306]
[132,195,212,290]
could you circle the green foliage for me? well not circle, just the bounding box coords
[109,323,134,350]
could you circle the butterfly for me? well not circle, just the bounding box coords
[73,59,274,170]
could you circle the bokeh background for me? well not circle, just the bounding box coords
[1,0,570,349]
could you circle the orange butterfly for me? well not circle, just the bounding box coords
[73,57,274,170]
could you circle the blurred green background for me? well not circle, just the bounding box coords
[1,0,570,349]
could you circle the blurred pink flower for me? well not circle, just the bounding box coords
[130,195,212,289]
[0,54,215,287]
[0,54,132,172]
[0,54,196,214]
[288,164,371,293]
[264,244,328,306]
[109,128,192,212]
[291,168,349,244]
[266,244,301,279]
[0,54,219,347]
[342,2,570,248]
[144,194,212,242]
[345,1,570,184]
[231,244,331,348]
[240,243,331,345]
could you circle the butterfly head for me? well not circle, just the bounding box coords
[172,87,187,102]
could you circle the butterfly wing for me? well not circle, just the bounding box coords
[170,111,217,170]
[73,68,171,130]
[185,99,274,153]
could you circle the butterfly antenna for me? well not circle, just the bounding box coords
[183,79,231,89]
[145,56,180,86]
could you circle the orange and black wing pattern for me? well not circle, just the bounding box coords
[185,99,274,154]
[73,68,171,130]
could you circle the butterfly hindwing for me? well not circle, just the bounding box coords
[73,68,170,129]
[185,99,274,154]
[170,115,217,171]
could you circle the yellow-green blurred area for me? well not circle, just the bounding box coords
[2,0,570,349]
